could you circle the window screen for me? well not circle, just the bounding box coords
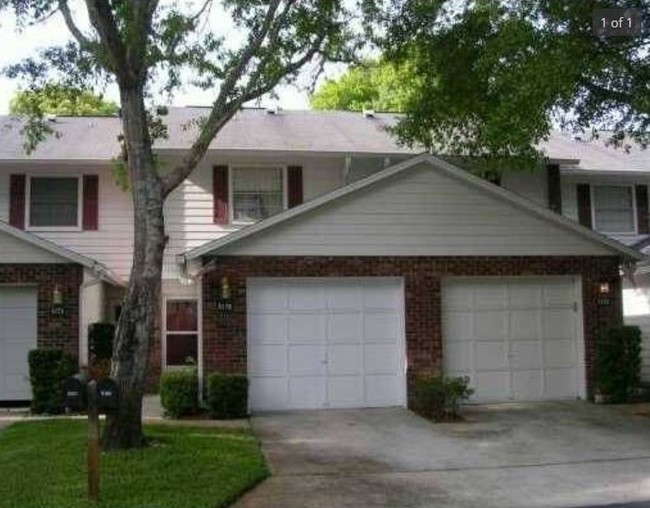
[29,177,79,227]
[232,167,284,222]
[593,186,635,233]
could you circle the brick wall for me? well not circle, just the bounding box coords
[0,264,83,360]
[201,255,623,401]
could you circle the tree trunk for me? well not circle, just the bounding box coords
[102,83,165,450]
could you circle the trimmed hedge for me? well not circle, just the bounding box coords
[160,368,199,418]
[596,325,642,403]
[207,373,248,419]
[411,374,473,421]
[28,349,77,414]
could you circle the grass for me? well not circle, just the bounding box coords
[0,419,269,508]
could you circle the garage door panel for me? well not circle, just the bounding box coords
[328,345,361,375]
[509,342,542,370]
[364,286,400,309]
[326,286,362,310]
[288,345,326,375]
[364,344,400,374]
[288,314,326,343]
[474,342,508,371]
[510,310,540,340]
[328,313,363,343]
[248,313,287,343]
[363,312,401,341]
[327,377,363,407]
[444,311,474,341]
[364,375,401,405]
[444,342,472,371]
[512,370,543,399]
[249,377,287,411]
[289,285,325,310]
[249,345,285,375]
[443,278,581,403]
[474,312,508,340]
[289,377,326,409]
[475,371,510,400]
[249,285,286,311]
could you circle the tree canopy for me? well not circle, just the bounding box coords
[310,59,415,112]
[369,0,650,168]
[10,84,119,116]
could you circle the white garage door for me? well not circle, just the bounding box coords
[248,278,406,411]
[0,287,37,401]
[442,277,583,402]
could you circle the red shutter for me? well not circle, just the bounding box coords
[213,166,229,224]
[9,174,26,229]
[287,166,303,208]
[576,184,592,228]
[82,175,99,230]
[636,185,649,234]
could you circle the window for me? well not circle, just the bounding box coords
[29,177,79,228]
[231,167,284,222]
[593,185,635,233]
[165,300,198,367]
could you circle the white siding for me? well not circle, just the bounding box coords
[0,230,67,263]
[219,163,617,257]
[79,269,105,365]
[623,273,650,382]
[162,154,346,277]
[501,169,547,207]
[0,164,134,279]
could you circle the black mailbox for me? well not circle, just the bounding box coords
[96,378,119,412]
[63,373,88,411]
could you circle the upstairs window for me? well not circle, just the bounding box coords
[28,177,80,228]
[592,185,635,233]
[231,167,284,222]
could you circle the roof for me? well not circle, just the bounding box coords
[181,153,644,262]
[1,108,648,171]
[0,221,123,285]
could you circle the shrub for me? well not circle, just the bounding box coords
[207,373,248,419]
[160,368,199,418]
[596,325,642,403]
[28,349,77,414]
[411,374,473,421]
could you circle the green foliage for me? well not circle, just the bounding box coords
[27,349,77,414]
[207,374,249,420]
[373,0,650,169]
[412,374,473,421]
[10,84,118,117]
[0,420,269,508]
[310,59,417,112]
[596,325,642,403]
[88,322,115,362]
[160,368,199,418]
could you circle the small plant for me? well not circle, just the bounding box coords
[207,373,248,419]
[28,349,77,414]
[412,374,473,421]
[88,322,115,380]
[596,325,642,403]
[160,368,199,418]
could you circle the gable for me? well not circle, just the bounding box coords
[0,230,68,263]
[216,162,619,258]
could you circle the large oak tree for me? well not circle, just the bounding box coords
[2,0,365,449]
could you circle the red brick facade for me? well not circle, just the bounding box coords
[201,255,623,401]
[0,264,83,360]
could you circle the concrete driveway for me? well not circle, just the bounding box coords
[235,402,650,508]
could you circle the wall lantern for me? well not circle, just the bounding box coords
[51,285,66,317]
[217,276,233,316]
[597,281,611,306]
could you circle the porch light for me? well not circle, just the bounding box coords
[598,282,611,295]
[52,285,63,306]
[221,277,231,300]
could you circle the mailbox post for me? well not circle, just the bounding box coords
[63,375,119,503]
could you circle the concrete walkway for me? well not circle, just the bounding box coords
[234,403,650,508]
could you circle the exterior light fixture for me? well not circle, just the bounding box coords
[217,276,233,316]
[599,281,611,295]
[597,281,611,307]
[51,285,66,317]
[221,276,231,300]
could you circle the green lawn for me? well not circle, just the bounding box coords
[0,420,268,508]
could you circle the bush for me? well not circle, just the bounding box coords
[596,325,642,403]
[28,349,77,414]
[160,368,199,418]
[207,373,248,419]
[411,374,473,421]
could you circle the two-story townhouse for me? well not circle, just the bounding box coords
[0,108,642,411]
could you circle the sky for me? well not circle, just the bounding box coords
[0,2,344,115]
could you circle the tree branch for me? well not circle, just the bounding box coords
[84,0,130,82]
[58,0,92,49]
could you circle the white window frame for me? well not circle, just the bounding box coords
[228,165,288,225]
[25,174,83,232]
[590,184,638,235]
[162,297,200,370]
